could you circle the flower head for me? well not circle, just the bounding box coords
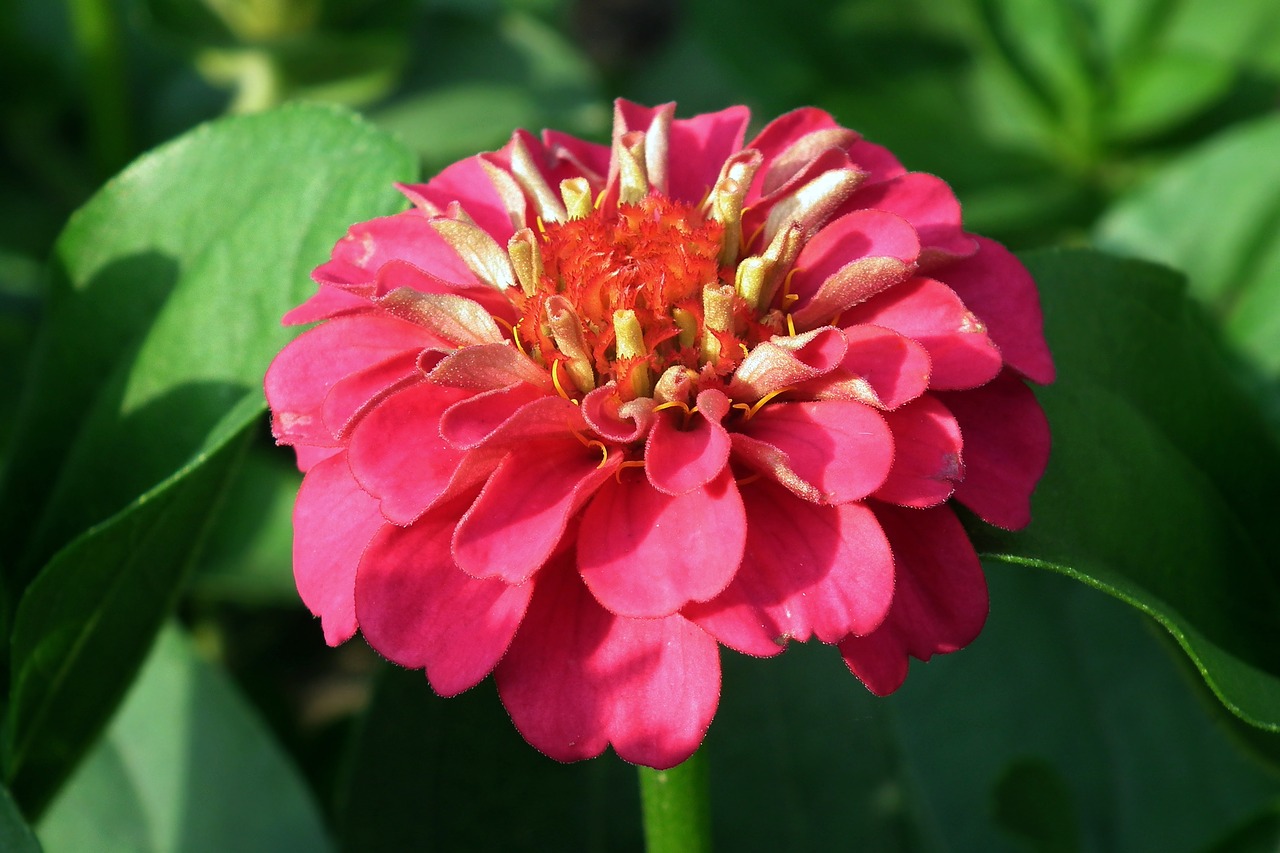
[265,101,1054,769]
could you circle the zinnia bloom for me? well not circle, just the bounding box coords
[265,101,1054,769]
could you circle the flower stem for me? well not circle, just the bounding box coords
[638,751,712,853]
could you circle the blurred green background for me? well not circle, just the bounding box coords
[3,0,1280,850]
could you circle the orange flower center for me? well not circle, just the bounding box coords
[513,195,737,399]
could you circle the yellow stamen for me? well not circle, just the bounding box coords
[652,399,697,428]
[786,313,796,337]
[614,458,647,482]
[733,386,794,421]
[551,359,574,401]
[566,422,610,467]
[735,472,762,486]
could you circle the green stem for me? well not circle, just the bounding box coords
[67,0,132,174]
[638,751,712,853]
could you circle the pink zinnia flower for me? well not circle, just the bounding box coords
[265,101,1054,769]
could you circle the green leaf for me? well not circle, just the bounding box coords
[6,424,252,815]
[0,783,40,853]
[991,758,1081,853]
[1200,804,1280,853]
[191,440,302,605]
[889,566,1277,853]
[37,624,331,853]
[978,249,1280,733]
[2,103,416,815]
[370,10,605,172]
[338,668,643,852]
[1095,115,1280,380]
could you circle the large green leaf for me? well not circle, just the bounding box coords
[1095,115,1280,381]
[37,624,331,853]
[977,249,1280,732]
[887,567,1276,853]
[338,667,642,852]
[2,103,416,815]
[0,783,39,853]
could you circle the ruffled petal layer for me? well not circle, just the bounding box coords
[939,371,1051,529]
[579,470,745,618]
[497,557,721,769]
[839,503,986,695]
[845,276,1003,390]
[453,439,620,583]
[686,479,894,654]
[935,236,1055,384]
[356,499,533,697]
[292,453,385,645]
[346,381,473,524]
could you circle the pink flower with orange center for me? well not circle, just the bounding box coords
[265,100,1054,769]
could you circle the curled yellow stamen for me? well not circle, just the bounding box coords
[780,268,801,302]
[551,359,574,401]
[732,386,795,421]
[566,422,610,467]
[613,458,647,482]
[652,399,697,428]
[735,472,762,486]
[589,440,609,468]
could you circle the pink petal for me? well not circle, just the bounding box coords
[313,211,477,289]
[645,389,732,495]
[373,259,518,323]
[453,439,621,584]
[847,138,907,184]
[581,382,657,443]
[321,352,421,438]
[788,208,921,308]
[579,469,745,618]
[934,236,1055,384]
[831,324,932,410]
[666,104,751,204]
[839,503,987,696]
[844,276,1003,390]
[427,342,549,391]
[937,371,1050,530]
[542,129,611,185]
[873,395,963,508]
[496,556,721,769]
[397,154,517,242]
[292,453,385,645]
[355,499,533,697]
[745,107,843,201]
[346,381,473,524]
[686,478,894,654]
[846,173,976,263]
[292,444,340,473]
[265,313,436,448]
[282,285,371,325]
[440,388,582,450]
[727,327,848,400]
[736,400,894,504]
